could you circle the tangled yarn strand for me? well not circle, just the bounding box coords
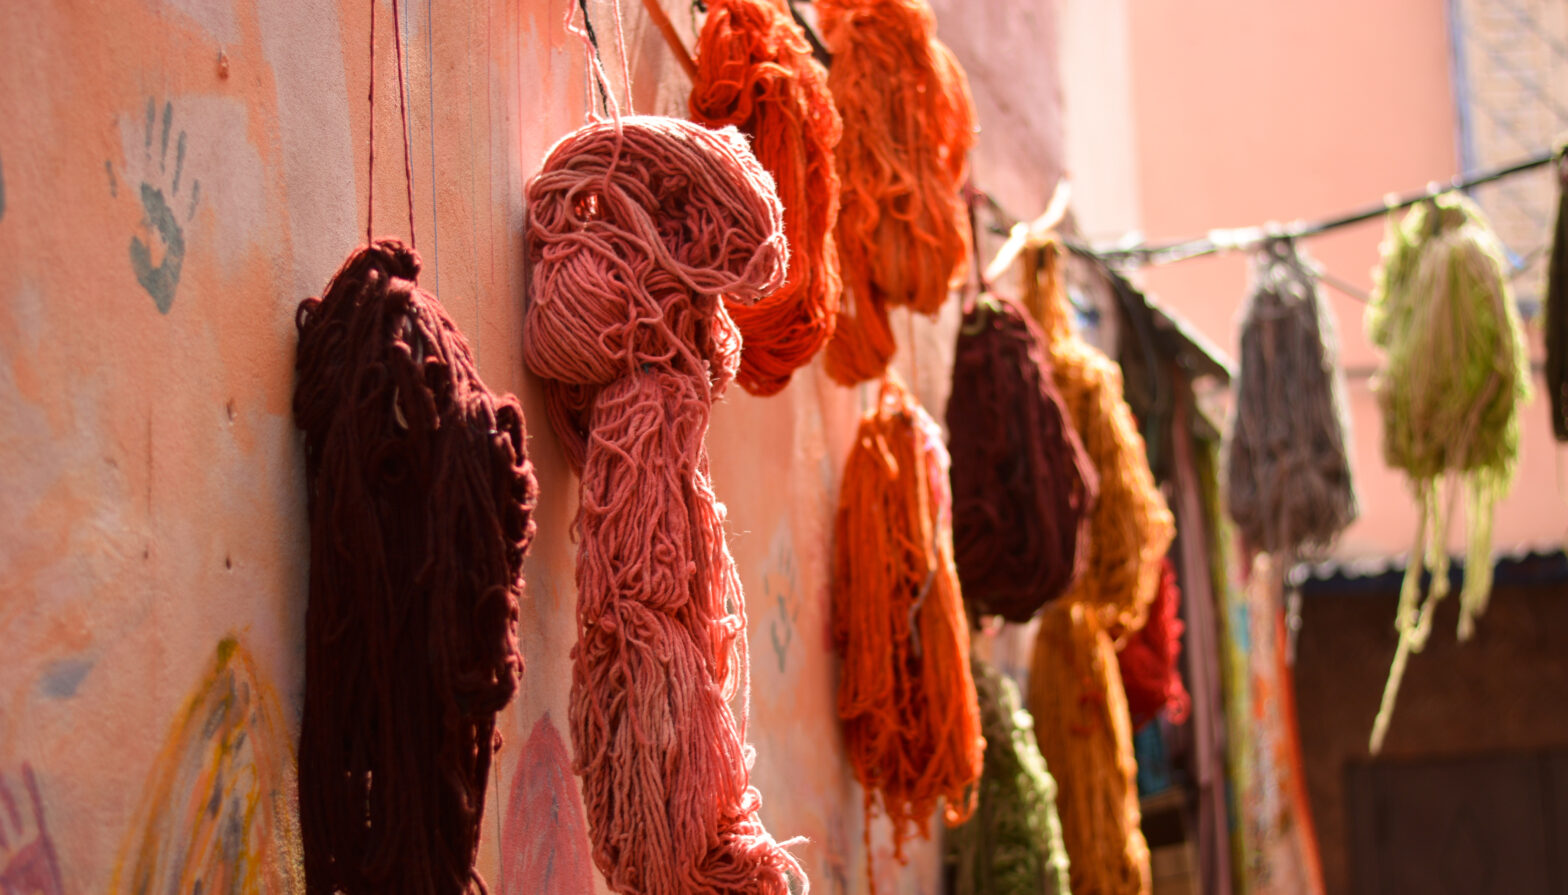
[1021,237,1174,641]
[294,239,538,895]
[946,656,1072,895]
[1365,194,1529,752]
[690,0,843,395]
[832,376,984,886]
[948,293,1098,622]
[818,0,977,384]
[1226,241,1358,557]
[523,116,803,895]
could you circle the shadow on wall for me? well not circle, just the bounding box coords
[111,636,301,894]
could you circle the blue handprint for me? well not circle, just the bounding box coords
[117,99,199,314]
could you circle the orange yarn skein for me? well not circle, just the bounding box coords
[818,0,977,384]
[690,0,843,395]
[1028,601,1151,895]
[1022,238,1174,640]
[832,376,984,880]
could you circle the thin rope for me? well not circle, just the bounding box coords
[391,0,416,247]
[366,0,376,243]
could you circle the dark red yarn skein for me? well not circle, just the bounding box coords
[947,294,1098,622]
[294,239,539,895]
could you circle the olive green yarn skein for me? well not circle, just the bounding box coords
[945,657,1071,895]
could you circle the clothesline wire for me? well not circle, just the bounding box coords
[1057,146,1561,268]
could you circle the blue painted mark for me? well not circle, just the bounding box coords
[119,99,200,314]
[38,658,93,699]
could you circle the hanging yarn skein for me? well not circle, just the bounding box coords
[690,0,843,396]
[948,293,1099,622]
[818,0,977,384]
[524,115,806,895]
[945,656,1072,895]
[832,375,983,882]
[1021,237,1175,640]
[1028,601,1151,895]
[1117,557,1191,730]
[294,240,538,895]
[1365,192,1530,753]
[1545,151,1568,440]
[1226,239,1358,558]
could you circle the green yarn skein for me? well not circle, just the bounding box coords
[946,657,1072,895]
[1365,192,1530,753]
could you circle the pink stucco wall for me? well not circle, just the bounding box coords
[0,1,1064,892]
[1125,0,1563,561]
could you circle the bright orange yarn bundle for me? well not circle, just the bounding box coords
[832,375,984,881]
[1028,601,1152,895]
[523,116,802,895]
[1022,238,1175,640]
[690,0,843,396]
[818,0,977,384]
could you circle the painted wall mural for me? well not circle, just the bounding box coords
[0,764,65,895]
[111,637,300,895]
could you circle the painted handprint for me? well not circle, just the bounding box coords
[0,764,66,895]
[109,99,200,313]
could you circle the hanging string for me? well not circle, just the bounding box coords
[1225,238,1357,557]
[1366,192,1530,753]
[817,0,976,385]
[522,116,803,895]
[366,0,376,243]
[832,375,983,892]
[689,0,844,395]
[391,0,415,246]
[294,239,538,895]
[945,655,1073,895]
[364,0,418,245]
[947,292,1097,622]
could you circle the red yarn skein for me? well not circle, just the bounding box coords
[1117,558,1190,729]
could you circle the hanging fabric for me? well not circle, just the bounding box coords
[948,293,1098,622]
[1021,237,1175,640]
[1545,150,1568,440]
[1028,601,1150,895]
[1117,557,1191,730]
[294,241,539,895]
[817,0,977,384]
[945,656,1072,895]
[689,0,843,396]
[1225,239,1357,557]
[832,374,983,891]
[523,115,804,895]
[1365,192,1530,752]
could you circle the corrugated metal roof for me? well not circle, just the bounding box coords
[1298,545,1568,595]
